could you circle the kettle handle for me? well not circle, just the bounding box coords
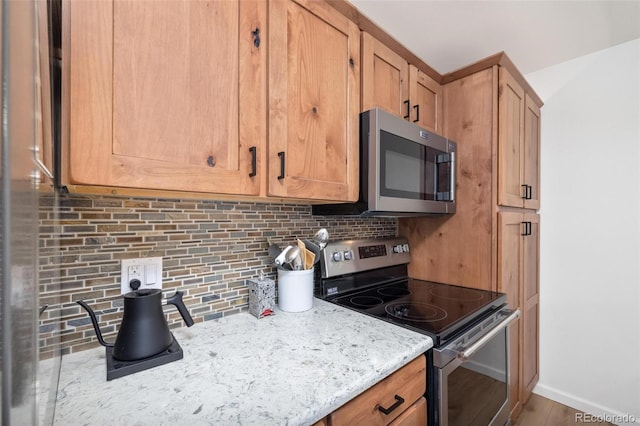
[166,291,195,327]
[76,300,113,347]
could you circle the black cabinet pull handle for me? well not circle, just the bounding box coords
[527,185,533,200]
[277,151,285,180]
[251,28,260,48]
[248,146,257,177]
[403,100,410,120]
[528,221,532,236]
[207,155,216,167]
[377,394,405,415]
[413,104,420,123]
[521,222,528,236]
[521,184,528,199]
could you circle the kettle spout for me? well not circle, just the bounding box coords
[76,300,113,347]
[166,291,195,327]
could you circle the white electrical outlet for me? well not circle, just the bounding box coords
[121,257,163,294]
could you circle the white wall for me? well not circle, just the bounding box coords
[525,39,640,424]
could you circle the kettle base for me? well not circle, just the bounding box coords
[105,334,183,381]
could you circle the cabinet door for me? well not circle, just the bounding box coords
[497,212,523,419]
[361,32,409,117]
[497,67,525,208]
[409,65,442,133]
[67,0,264,195]
[268,0,359,201]
[497,212,522,310]
[522,213,540,403]
[524,95,541,210]
[499,212,539,418]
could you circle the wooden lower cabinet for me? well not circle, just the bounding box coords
[389,397,427,426]
[521,213,540,403]
[498,212,540,419]
[329,355,426,426]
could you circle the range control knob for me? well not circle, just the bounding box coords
[332,251,344,262]
[392,244,404,254]
[402,244,410,253]
[343,250,353,261]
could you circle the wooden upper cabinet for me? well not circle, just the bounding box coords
[409,65,442,132]
[268,0,360,202]
[361,32,408,117]
[361,33,442,133]
[66,0,265,195]
[524,95,541,210]
[498,67,540,210]
[498,67,525,208]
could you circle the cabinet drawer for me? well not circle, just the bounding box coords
[330,355,426,426]
[389,397,427,426]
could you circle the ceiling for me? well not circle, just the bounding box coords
[349,0,640,75]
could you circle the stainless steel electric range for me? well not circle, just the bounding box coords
[315,237,520,426]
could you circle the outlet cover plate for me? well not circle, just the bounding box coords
[121,257,163,295]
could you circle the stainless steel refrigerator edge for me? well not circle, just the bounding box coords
[2,0,59,424]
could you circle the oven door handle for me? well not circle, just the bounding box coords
[457,309,520,361]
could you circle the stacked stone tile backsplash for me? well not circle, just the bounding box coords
[38,194,397,358]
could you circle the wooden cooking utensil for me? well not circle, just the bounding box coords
[296,239,308,269]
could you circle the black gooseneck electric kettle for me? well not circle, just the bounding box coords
[77,289,194,361]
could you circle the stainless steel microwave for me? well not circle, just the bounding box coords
[313,108,456,217]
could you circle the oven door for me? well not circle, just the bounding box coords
[437,309,520,426]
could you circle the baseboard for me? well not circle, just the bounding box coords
[533,383,640,425]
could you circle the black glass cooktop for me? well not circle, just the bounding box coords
[327,279,506,346]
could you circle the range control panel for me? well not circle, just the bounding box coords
[320,237,410,278]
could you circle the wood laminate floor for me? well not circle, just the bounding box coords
[514,394,614,426]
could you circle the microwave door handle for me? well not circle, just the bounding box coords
[449,151,455,202]
[435,152,455,201]
[457,309,520,361]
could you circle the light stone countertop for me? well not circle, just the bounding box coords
[52,298,432,426]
